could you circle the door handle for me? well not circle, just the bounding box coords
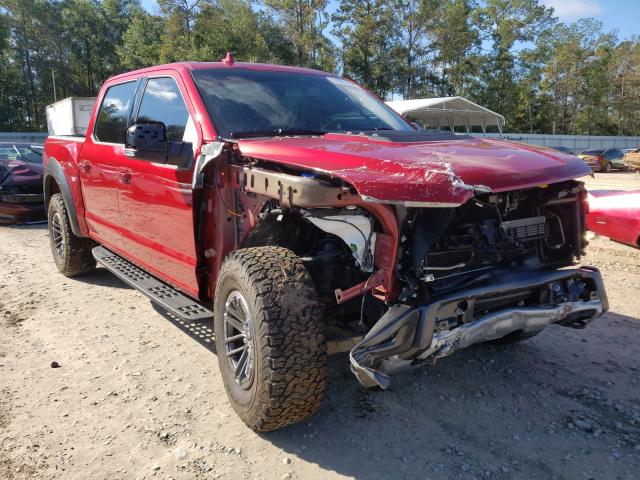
[118,169,132,184]
[79,160,91,173]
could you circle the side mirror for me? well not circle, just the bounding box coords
[125,122,193,168]
[126,123,167,152]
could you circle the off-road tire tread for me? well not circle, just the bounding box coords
[214,247,326,432]
[47,193,96,277]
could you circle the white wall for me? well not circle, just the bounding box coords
[0,132,48,143]
[471,132,640,151]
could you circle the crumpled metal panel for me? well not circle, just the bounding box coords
[236,134,591,205]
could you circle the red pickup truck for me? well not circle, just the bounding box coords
[43,57,608,431]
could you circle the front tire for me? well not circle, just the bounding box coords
[213,247,326,432]
[602,162,612,173]
[47,193,96,277]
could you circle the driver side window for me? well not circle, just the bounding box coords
[136,77,191,143]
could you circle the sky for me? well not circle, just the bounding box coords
[540,0,638,39]
[141,0,639,42]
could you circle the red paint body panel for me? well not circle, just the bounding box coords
[586,190,640,248]
[78,139,125,248]
[42,137,91,236]
[236,136,591,204]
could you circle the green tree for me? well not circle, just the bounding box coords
[265,0,334,70]
[117,8,163,69]
[158,0,208,62]
[610,38,640,135]
[391,0,429,99]
[423,0,479,97]
[192,0,295,64]
[473,0,555,128]
[332,0,398,98]
[533,19,616,135]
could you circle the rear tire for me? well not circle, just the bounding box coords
[602,162,612,173]
[47,193,96,277]
[213,247,326,432]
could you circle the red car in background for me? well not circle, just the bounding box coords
[0,142,46,224]
[587,190,640,248]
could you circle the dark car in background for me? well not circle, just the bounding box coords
[578,148,626,173]
[550,146,575,155]
[0,142,46,224]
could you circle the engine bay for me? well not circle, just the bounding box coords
[398,180,588,301]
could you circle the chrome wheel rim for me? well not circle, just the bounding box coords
[223,290,254,389]
[51,212,65,258]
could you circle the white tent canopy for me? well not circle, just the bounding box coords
[386,96,505,133]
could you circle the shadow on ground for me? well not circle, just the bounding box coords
[3,222,47,230]
[64,255,640,480]
[152,303,216,354]
[259,311,640,480]
[76,266,133,290]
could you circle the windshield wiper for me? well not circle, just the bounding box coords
[229,128,327,139]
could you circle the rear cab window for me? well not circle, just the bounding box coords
[94,81,138,144]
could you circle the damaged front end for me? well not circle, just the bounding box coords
[215,138,606,390]
[350,180,608,388]
[350,267,606,389]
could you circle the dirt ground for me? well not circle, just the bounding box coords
[1,172,640,480]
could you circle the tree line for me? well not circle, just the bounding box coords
[1,0,639,135]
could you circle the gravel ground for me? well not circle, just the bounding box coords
[1,172,640,480]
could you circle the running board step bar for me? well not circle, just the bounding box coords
[92,246,212,322]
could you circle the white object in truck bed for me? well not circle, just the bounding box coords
[46,97,96,136]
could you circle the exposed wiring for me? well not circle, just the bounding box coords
[215,174,244,218]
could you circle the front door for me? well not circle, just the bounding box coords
[117,74,201,297]
[79,80,139,249]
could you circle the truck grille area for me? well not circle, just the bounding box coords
[500,216,547,242]
[401,180,587,294]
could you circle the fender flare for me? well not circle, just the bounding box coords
[43,158,83,237]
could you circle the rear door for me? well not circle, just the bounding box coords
[117,74,201,297]
[79,80,139,249]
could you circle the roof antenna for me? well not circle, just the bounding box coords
[221,52,235,66]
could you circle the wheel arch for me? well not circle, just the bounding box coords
[43,157,85,237]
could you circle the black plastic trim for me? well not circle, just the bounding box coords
[92,245,212,321]
[43,157,83,236]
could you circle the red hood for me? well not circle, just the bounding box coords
[236,134,591,206]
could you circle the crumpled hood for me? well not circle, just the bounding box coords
[236,134,591,205]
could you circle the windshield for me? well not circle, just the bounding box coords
[0,144,43,164]
[191,68,412,138]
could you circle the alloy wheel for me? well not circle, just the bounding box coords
[51,212,65,258]
[223,290,255,389]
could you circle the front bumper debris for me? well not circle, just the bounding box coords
[350,267,608,389]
